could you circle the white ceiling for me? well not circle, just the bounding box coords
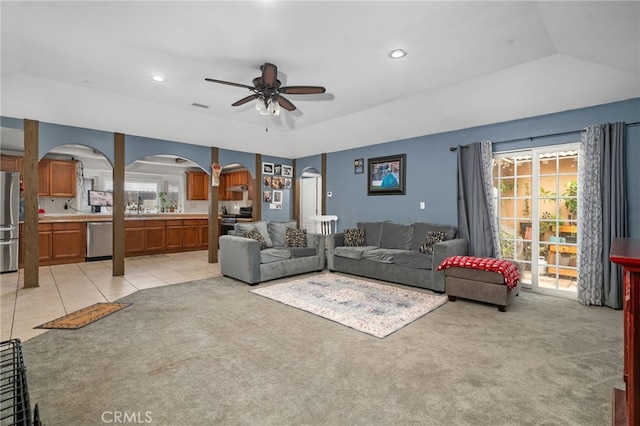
[1,1,638,159]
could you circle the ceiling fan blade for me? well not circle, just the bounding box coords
[280,86,326,95]
[205,78,253,90]
[277,95,296,111]
[261,63,278,87]
[232,94,259,107]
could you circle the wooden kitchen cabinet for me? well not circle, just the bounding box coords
[198,219,209,249]
[51,222,85,264]
[38,159,77,197]
[38,223,53,263]
[144,220,165,252]
[124,221,145,254]
[35,222,86,266]
[0,155,23,175]
[182,220,200,248]
[38,161,49,196]
[219,170,251,201]
[165,220,183,250]
[186,171,209,201]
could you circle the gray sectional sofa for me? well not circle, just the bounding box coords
[327,221,469,292]
[219,220,325,285]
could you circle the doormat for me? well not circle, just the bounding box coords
[251,275,447,338]
[35,302,133,330]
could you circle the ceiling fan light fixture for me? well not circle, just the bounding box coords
[256,98,269,115]
[270,100,281,116]
[388,49,407,59]
[152,75,165,82]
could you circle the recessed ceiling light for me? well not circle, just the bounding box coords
[388,49,407,59]
[152,75,165,82]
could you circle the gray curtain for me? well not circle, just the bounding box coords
[457,141,500,258]
[577,122,627,309]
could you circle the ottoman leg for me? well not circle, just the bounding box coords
[448,295,457,302]
[498,305,506,312]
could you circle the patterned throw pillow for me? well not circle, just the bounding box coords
[244,227,268,250]
[344,228,365,247]
[419,231,447,254]
[285,227,307,247]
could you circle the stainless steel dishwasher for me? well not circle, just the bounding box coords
[86,221,113,260]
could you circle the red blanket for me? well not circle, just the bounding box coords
[437,256,520,290]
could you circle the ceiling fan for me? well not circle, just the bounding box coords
[205,62,326,116]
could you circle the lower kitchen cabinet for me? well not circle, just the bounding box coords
[165,220,184,250]
[144,220,166,251]
[182,220,200,248]
[38,224,53,263]
[27,222,86,266]
[198,219,209,249]
[19,217,211,268]
[125,217,208,257]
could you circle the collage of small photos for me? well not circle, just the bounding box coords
[262,162,293,209]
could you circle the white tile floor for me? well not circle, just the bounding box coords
[0,251,220,342]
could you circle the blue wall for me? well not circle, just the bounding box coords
[3,98,639,235]
[324,98,640,237]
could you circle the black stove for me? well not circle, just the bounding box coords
[220,207,252,228]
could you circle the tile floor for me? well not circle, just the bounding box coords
[0,251,220,343]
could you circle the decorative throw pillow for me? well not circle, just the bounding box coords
[244,226,268,250]
[344,228,365,247]
[419,231,446,254]
[285,227,307,247]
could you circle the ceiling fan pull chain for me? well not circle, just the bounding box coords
[265,114,269,132]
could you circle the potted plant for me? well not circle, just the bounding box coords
[158,192,168,212]
[563,180,578,219]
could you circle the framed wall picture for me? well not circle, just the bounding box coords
[263,176,272,188]
[274,164,282,176]
[354,159,364,174]
[263,162,274,175]
[367,154,406,195]
[263,190,272,203]
[282,165,293,177]
[272,190,283,204]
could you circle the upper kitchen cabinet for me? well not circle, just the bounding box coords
[186,170,209,201]
[219,170,252,201]
[0,155,23,175]
[39,158,77,197]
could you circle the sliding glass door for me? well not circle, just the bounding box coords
[494,144,579,298]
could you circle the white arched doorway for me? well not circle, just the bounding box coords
[300,167,322,232]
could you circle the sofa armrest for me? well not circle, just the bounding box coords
[219,235,262,284]
[306,233,326,268]
[326,233,345,271]
[431,238,469,292]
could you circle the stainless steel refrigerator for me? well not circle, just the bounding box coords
[1,171,20,273]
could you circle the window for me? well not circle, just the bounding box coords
[105,179,159,213]
[494,144,579,298]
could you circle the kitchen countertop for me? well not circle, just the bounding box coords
[35,213,210,223]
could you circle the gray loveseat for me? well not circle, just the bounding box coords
[327,221,469,293]
[219,220,325,285]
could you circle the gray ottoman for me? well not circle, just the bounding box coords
[445,266,520,312]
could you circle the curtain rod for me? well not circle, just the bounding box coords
[449,121,640,152]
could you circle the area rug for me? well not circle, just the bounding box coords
[35,302,133,330]
[250,275,447,338]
